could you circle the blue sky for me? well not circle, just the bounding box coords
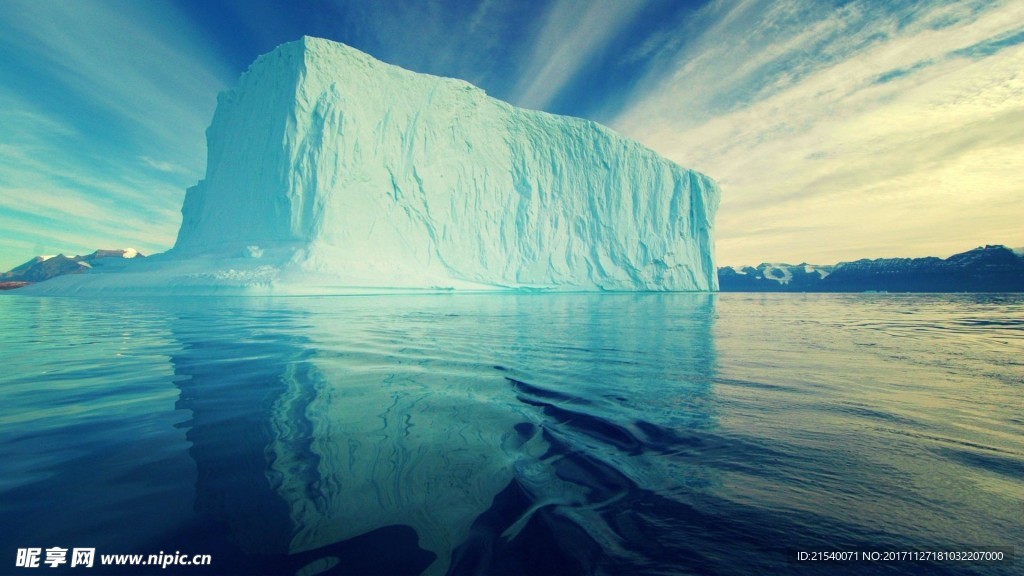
[1,0,1022,271]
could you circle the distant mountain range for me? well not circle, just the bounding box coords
[719,245,1024,292]
[3,245,1022,293]
[0,249,143,290]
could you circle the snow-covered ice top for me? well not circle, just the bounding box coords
[28,37,720,295]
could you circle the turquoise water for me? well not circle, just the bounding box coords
[1,293,1021,575]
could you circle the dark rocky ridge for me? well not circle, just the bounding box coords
[719,245,1024,292]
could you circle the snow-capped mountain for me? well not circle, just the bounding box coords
[719,245,1024,292]
[0,249,142,289]
[718,262,835,292]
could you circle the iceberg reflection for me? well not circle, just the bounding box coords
[169,294,717,575]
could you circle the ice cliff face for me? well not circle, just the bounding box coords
[174,36,719,292]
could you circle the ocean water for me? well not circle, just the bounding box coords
[0,293,1020,575]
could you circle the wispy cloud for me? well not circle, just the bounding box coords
[139,156,187,174]
[0,130,185,263]
[614,0,1024,264]
[512,0,647,110]
[0,0,231,269]
[0,1,230,164]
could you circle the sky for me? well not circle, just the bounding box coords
[0,0,1022,271]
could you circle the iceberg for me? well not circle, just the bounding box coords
[25,36,719,294]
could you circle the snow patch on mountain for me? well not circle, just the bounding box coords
[762,265,793,284]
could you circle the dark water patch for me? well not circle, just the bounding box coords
[448,463,964,575]
[507,376,589,405]
[714,377,788,391]
[539,403,643,455]
[633,419,704,452]
[937,447,1024,479]
[508,376,647,455]
[513,422,535,437]
[501,422,539,452]
[659,430,794,469]
[958,318,1024,328]
[541,429,638,503]
[827,403,921,427]
[145,522,435,576]
[878,427,1019,456]
[448,479,601,576]
[604,489,986,576]
[287,525,436,576]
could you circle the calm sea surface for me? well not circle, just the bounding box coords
[0,293,1021,575]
